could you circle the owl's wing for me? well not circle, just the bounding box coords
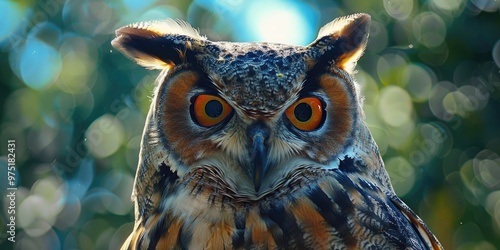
[292,168,440,250]
[389,195,444,250]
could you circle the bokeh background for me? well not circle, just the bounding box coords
[1,0,499,249]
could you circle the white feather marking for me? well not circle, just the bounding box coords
[325,146,357,170]
[316,13,366,39]
[122,19,206,40]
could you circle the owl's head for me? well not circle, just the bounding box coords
[113,13,388,217]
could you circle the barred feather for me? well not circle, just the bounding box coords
[121,159,441,249]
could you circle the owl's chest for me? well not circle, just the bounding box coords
[154,174,399,250]
[162,180,336,249]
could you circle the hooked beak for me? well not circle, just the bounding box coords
[247,122,270,192]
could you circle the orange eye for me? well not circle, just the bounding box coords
[285,97,324,131]
[193,94,233,127]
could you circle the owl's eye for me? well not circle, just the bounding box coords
[285,97,324,131]
[193,94,233,127]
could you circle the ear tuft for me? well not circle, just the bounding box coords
[310,13,371,74]
[111,19,205,70]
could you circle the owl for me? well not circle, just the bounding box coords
[112,13,443,249]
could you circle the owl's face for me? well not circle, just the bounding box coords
[152,44,361,195]
[113,13,387,209]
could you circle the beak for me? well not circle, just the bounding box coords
[247,122,270,192]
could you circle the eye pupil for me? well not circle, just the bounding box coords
[294,103,312,122]
[205,100,223,118]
